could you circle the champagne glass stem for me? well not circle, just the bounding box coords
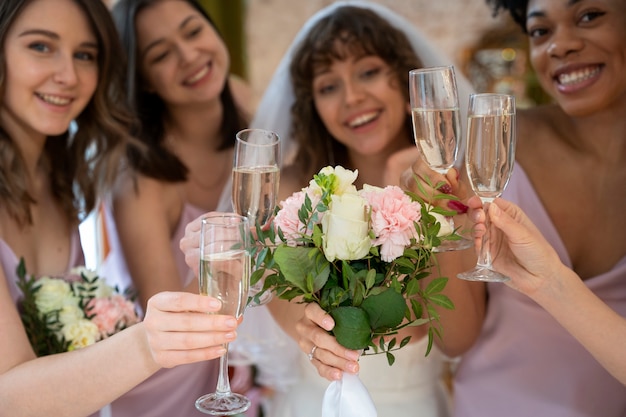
[476,201,494,269]
[215,344,232,396]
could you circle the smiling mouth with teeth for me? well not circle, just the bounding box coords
[557,66,601,86]
[348,111,380,128]
[185,65,209,85]
[37,93,71,106]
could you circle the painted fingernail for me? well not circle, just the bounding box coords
[448,200,469,214]
[438,184,453,194]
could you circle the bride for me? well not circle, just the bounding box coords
[239,2,474,415]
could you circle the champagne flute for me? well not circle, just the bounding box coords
[232,128,281,306]
[409,65,473,251]
[458,93,516,282]
[195,214,251,415]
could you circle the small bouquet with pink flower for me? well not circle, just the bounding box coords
[252,166,455,364]
[16,259,139,356]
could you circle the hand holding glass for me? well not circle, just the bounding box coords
[232,128,281,306]
[195,214,251,415]
[409,65,472,251]
[457,93,516,282]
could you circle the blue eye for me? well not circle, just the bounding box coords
[29,42,50,53]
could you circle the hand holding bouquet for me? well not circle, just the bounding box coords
[252,166,458,364]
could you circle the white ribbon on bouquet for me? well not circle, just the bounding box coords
[322,373,377,417]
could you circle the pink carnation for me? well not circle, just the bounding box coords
[361,186,422,262]
[274,191,321,246]
[87,295,139,338]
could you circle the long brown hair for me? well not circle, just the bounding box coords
[0,0,136,227]
[111,0,248,182]
[289,6,422,182]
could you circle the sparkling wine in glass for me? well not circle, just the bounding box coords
[458,93,516,282]
[195,214,251,415]
[232,128,280,306]
[409,65,473,251]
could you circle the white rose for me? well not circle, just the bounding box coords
[57,301,85,326]
[431,212,455,237]
[322,193,371,262]
[35,277,73,315]
[308,166,358,198]
[62,319,100,350]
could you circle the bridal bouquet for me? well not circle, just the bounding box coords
[16,259,140,356]
[252,166,456,364]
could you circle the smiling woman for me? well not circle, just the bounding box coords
[0,1,240,417]
[236,2,475,416]
[99,0,256,416]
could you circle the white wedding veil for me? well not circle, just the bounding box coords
[239,2,475,403]
[251,0,475,165]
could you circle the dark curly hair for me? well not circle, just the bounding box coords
[111,0,248,182]
[486,0,529,32]
[289,6,423,182]
[0,0,136,226]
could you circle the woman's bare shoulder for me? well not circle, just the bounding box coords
[229,74,256,116]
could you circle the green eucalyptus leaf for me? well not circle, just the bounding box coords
[361,288,405,330]
[330,306,371,350]
[274,246,329,293]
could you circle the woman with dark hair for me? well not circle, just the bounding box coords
[100,0,256,416]
[0,0,239,416]
[242,2,475,416]
[303,0,626,415]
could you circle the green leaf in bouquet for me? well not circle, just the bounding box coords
[274,246,329,294]
[394,257,416,274]
[320,285,350,310]
[405,278,421,297]
[410,298,424,319]
[427,293,455,310]
[365,269,376,290]
[425,277,448,295]
[329,306,371,350]
[361,288,405,330]
[250,268,265,287]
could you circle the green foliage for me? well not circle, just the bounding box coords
[251,172,458,365]
[16,258,70,356]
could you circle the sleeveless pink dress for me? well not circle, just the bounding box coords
[2,231,84,309]
[100,201,219,417]
[453,165,626,417]
[2,231,102,417]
